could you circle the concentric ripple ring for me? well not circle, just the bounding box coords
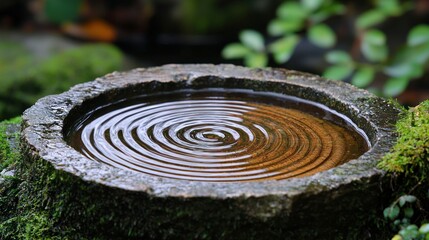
[66,89,369,182]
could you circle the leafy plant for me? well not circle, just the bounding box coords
[384,195,429,240]
[222,0,343,68]
[222,30,268,67]
[378,99,429,239]
[222,0,429,97]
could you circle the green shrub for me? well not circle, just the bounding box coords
[383,195,429,240]
[0,43,123,120]
[222,0,429,97]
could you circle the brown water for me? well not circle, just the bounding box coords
[65,88,370,182]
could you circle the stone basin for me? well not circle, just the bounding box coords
[21,64,401,239]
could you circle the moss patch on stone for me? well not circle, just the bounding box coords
[0,116,21,171]
[0,64,404,239]
[0,118,86,239]
[378,100,429,181]
[0,118,73,239]
[0,118,23,238]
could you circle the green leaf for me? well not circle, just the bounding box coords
[277,2,308,20]
[301,0,323,11]
[410,43,429,64]
[325,50,352,64]
[268,19,303,36]
[356,10,387,29]
[404,207,414,218]
[384,62,424,78]
[239,30,265,51]
[222,43,250,59]
[269,35,300,63]
[376,0,401,15]
[391,235,402,240]
[351,66,375,88]
[383,205,400,220]
[312,3,345,23]
[400,42,429,64]
[399,195,417,206]
[408,25,429,46]
[392,234,403,240]
[361,30,388,62]
[323,64,353,80]
[362,44,388,62]
[244,52,268,68]
[308,24,336,48]
[419,223,429,234]
[401,225,419,238]
[364,30,386,46]
[383,77,409,97]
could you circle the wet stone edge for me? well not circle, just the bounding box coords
[19,64,402,238]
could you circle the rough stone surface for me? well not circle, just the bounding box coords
[0,169,14,184]
[20,64,402,239]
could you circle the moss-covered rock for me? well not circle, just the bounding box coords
[0,65,406,239]
[17,65,403,239]
[376,100,429,238]
[378,100,429,181]
[0,118,88,239]
[0,118,23,238]
[0,117,21,171]
[0,42,123,120]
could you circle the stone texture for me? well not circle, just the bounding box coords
[20,64,402,239]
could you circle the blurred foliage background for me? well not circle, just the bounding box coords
[0,41,122,119]
[1,1,429,239]
[0,0,428,121]
[222,0,429,102]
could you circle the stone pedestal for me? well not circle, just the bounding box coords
[17,64,401,239]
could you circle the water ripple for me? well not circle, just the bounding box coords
[67,89,369,182]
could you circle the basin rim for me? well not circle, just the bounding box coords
[21,64,400,198]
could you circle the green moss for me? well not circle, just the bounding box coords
[0,43,123,120]
[0,41,123,237]
[2,213,55,239]
[0,117,21,171]
[0,118,22,238]
[378,100,429,181]
[0,150,84,239]
[0,117,72,239]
